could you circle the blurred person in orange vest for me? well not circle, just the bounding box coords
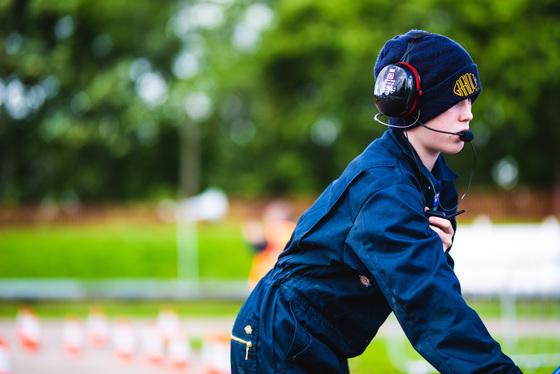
[242,200,296,289]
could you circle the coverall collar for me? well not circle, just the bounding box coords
[390,129,459,186]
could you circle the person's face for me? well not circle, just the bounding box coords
[417,98,473,155]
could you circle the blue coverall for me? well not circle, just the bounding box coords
[231,129,521,373]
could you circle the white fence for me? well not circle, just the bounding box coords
[452,215,560,297]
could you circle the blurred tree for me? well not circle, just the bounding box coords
[0,0,183,202]
[0,0,559,204]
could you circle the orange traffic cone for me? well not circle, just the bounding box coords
[62,316,83,356]
[86,306,108,348]
[16,307,40,353]
[141,320,164,367]
[167,330,192,372]
[113,318,136,361]
[156,306,181,344]
[199,333,230,374]
[0,337,11,374]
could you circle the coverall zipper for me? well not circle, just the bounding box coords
[231,334,253,360]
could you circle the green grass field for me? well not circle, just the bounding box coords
[1,219,559,373]
[0,220,253,279]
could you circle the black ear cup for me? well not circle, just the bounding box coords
[374,31,428,120]
[374,62,421,118]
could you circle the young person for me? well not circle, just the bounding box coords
[231,30,522,374]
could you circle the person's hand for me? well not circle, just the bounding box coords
[425,207,454,252]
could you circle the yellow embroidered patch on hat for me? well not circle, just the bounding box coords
[454,73,479,97]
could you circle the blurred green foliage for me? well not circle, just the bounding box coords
[1,0,560,203]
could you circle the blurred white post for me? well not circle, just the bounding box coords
[175,188,228,281]
[177,220,199,280]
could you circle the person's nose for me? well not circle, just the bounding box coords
[459,99,473,122]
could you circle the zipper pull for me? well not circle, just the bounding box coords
[231,334,253,360]
[245,341,253,360]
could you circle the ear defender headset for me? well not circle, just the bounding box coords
[373,31,429,120]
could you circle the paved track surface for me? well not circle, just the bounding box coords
[0,317,235,374]
[1,314,559,374]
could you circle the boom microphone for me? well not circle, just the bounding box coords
[459,131,474,142]
[419,123,474,142]
[372,113,474,142]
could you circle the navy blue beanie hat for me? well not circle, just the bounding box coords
[374,30,481,128]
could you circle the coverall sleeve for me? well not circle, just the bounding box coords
[353,183,521,374]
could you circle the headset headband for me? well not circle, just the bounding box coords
[400,31,429,63]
